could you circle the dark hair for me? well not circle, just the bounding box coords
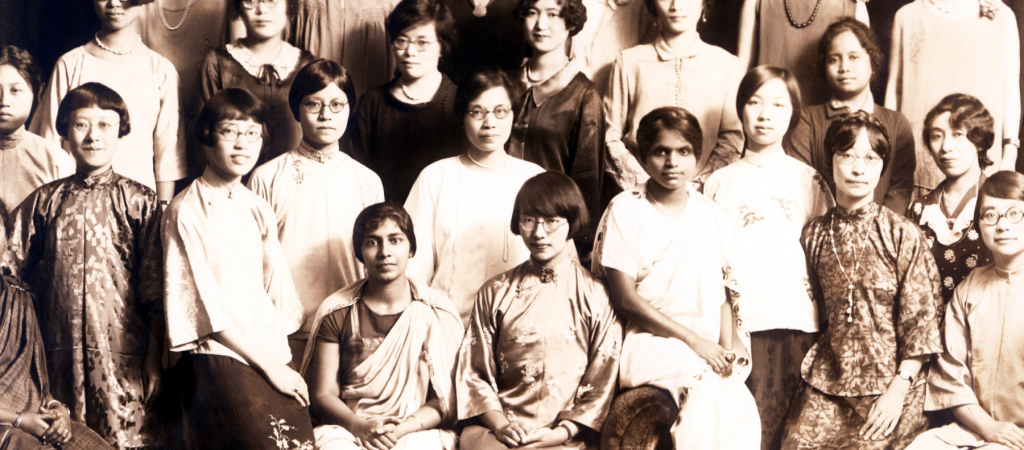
[352,201,417,264]
[980,170,1024,203]
[454,69,520,118]
[232,0,297,18]
[736,65,802,138]
[511,171,589,239]
[636,106,703,163]
[817,18,883,84]
[288,59,357,121]
[0,45,42,124]
[923,93,995,170]
[644,0,709,20]
[0,199,7,237]
[823,110,891,175]
[386,0,457,62]
[194,88,270,148]
[513,0,588,38]
[55,82,131,139]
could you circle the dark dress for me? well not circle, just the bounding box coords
[442,0,529,84]
[350,75,462,204]
[509,72,605,254]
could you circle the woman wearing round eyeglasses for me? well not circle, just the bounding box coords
[350,0,462,204]
[782,111,943,450]
[199,0,315,170]
[248,59,384,368]
[404,69,545,325]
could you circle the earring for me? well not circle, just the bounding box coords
[701,10,707,22]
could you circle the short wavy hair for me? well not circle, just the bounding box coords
[823,110,892,175]
[511,171,589,240]
[352,201,417,264]
[513,0,588,38]
[635,106,703,164]
[386,0,457,62]
[817,17,883,84]
[288,59,357,122]
[0,45,42,124]
[56,82,131,139]
[923,93,995,170]
[454,69,521,118]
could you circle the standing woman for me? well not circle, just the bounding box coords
[351,0,462,204]
[886,0,1020,194]
[404,69,545,324]
[200,0,316,168]
[163,88,314,450]
[29,0,186,203]
[704,66,833,450]
[509,0,605,259]
[782,111,943,450]
[604,0,743,192]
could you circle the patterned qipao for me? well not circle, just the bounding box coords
[3,169,164,449]
[783,202,943,450]
[456,258,622,449]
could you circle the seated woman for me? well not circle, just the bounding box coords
[300,202,464,450]
[457,171,621,450]
[781,111,944,450]
[592,106,759,450]
[907,94,995,304]
[404,69,545,324]
[0,206,112,450]
[907,171,1024,450]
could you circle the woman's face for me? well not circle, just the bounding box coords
[927,111,981,180]
[0,65,34,135]
[393,22,442,81]
[94,0,141,32]
[208,119,264,181]
[743,78,793,150]
[832,128,884,208]
[643,129,699,191]
[519,214,571,266]
[241,0,289,42]
[524,0,571,56]
[67,107,122,177]
[464,86,514,154]
[825,30,872,99]
[299,83,350,149]
[361,219,413,284]
[979,196,1024,263]
[655,0,702,36]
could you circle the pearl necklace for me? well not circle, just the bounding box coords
[928,0,971,15]
[828,213,868,323]
[400,82,423,102]
[525,58,571,86]
[94,33,142,56]
[467,151,504,169]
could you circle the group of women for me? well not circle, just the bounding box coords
[0,0,1023,449]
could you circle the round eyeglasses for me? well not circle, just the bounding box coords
[303,100,348,114]
[215,126,264,143]
[980,207,1024,226]
[240,0,280,9]
[467,106,512,121]
[392,38,437,52]
[834,152,883,167]
[519,217,567,233]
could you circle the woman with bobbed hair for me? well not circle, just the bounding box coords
[350,0,462,204]
[782,111,943,450]
[508,0,605,261]
[404,69,544,325]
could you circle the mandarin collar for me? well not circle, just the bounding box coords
[71,167,116,188]
[742,148,786,168]
[653,34,705,61]
[297,140,340,164]
[0,126,26,150]
[198,168,241,200]
[834,201,878,222]
[524,255,573,284]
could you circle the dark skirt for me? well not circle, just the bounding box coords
[0,423,113,450]
[745,329,818,450]
[176,354,314,450]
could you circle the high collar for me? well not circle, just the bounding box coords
[297,140,341,164]
[524,254,573,284]
[0,126,26,150]
[71,167,116,188]
[198,167,242,199]
[835,201,879,222]
[653,34,705,61]
[743,147,786,168]
[826,92,876,119]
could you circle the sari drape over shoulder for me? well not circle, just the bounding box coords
[300,278,464,424]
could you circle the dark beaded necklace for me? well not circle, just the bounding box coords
[784,0,824,28]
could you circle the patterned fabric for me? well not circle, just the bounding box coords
[456,258,622,435]
[799,202,943,397]
[907,181,993,306]
[780,381,930,450]
[0,127,74,211]
[3,170,164,449]
[746,330,818,450]
[224,39,303,82]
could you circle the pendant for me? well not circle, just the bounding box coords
[473,2,488,16]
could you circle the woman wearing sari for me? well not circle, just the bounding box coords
[301,202,464,450]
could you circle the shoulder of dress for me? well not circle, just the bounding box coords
[113,174,159,200]
[619,43,657,62]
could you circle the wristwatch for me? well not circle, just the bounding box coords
[897,370,914,384]
[1003,137,1021,149]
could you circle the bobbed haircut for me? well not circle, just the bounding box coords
[817,18,883,84]
[194,88,270,148]
[923,93,995,170]
[0,45,43,123]
[454,69,521,118]
[510,171,589,240]
[635,106,703,164]
[823,110,891,174]
[55,82,131,139]
[352,201,417,264]
[736,65,802,138]
[288,59,357,121]
[386,0,457,61]
[644,0,709,20]
[513,0,588,38]
[980,170,1024,203]
[232,0,298,18]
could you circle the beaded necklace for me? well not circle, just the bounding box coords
[828,212,868,323]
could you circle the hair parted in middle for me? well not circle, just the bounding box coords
[55,82,131,139]
[510,171,589,240]
[454,69,521,118]
[352,201,418,264]
[923,93,996,170]
[736,65,802,138]
[635,106,704,164]
[817,17,884,84]
[0,45,43,124]
[513,0,588,38]
[287,59,358,122]
[386,0,457,61]
[823,110,892,175]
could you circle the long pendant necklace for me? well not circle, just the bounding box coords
[157,0,195,31]
[828,213,867,323]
